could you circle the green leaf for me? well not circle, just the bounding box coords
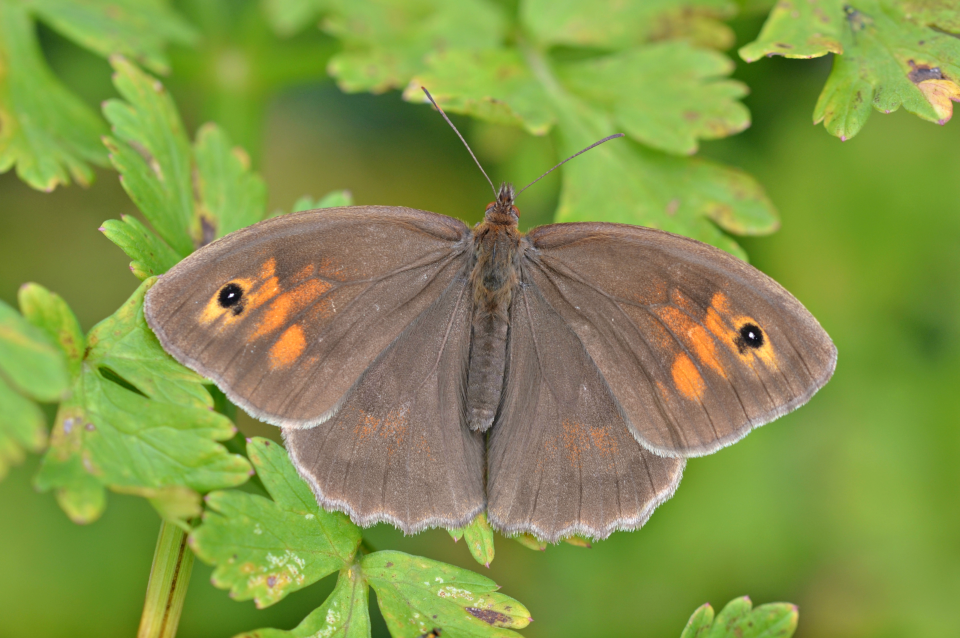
[0,0,108,191]
[190,437,362,608]
[103,57,269,275]
[559,42,750,155]
[408,40,773,256]
[28,0,197,74]
[561,535,591,548]
[741,0,960,139]
[0,296,71,401]
[194,123,267,239]
[0,0,195,190]
[0,380,47,480]
[237,563,371,638]
[449,512,495,567]
[681,603,715,638]
[290,189,355,214]
[362,550,531,638]
[325,0,505,93]
[511,533,547,552]
[521,0,737,51]
[679,597,798,638]
[33,280,251,524]
[18,283,85,377]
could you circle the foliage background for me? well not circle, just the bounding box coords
[1,1,959,637]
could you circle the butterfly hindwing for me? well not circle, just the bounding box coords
[524,222,837,457]
[283,271,484,532]
[145,206,471,428]
[486,272,685,542]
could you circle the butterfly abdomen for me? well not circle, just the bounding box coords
[466,189,521,432]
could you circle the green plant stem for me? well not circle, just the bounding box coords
[138,520,194,638]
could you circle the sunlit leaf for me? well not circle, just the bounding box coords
[510,533,547,552]
[521,0,737,51]
[679,597,798,638]
[237,563,370,638]
[262,0,331,36]
[190,437,362,608]
[362,550,531,638]
[741,0,960,139]
[30,280,251,524]
[326,0,504,93]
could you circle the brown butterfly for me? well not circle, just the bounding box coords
[145,97,835,543]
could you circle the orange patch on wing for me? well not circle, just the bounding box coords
[253,279,333,338]
[269,324,306,369]
[656,306,725,378]
[671,353,706,401]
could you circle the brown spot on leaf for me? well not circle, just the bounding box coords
[775,42,793,49]
[466,607,512,626]
[908,60,943,83]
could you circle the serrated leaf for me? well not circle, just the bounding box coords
[0,378,47,481]
[450,512,495,567]
[104,56,196,255]
[742,0,960,139]
[237,563,371,638]
[190,437,362,608]
[521,0,737,50]
[28,0,197,75]
[406,49,555,135]
[683,597,798,638]
[290,189,354,214]
[325,0,504,93]
[103,58,270,275]
[559,42,750,155]
[362,551,531,638]
[33,280,251,524]
[194,123,267,239]
[99,215,181,280]
[0,297,71,401]
[554,109,777,259]
[113,484,202,528]
[681,603,715,638]
[0,0,108,190]
[18,283,85,377]
[511,533,547,552]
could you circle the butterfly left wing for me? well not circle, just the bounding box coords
[283,271,485,533]
[486,272,684,542]
[523,222,837,457]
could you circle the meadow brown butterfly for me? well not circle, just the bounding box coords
[144,93,835,542]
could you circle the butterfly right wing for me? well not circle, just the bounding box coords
[145,206,472,428]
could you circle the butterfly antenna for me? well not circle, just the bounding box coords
[421,86,497,198]
[516,133,624,198]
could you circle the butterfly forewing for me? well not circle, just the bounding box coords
[524,222,837,457]
[283,271,485,532]
[486,274,685,543]
[145,206,471,428]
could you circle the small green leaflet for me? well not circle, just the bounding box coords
[448,512,495,567]
[680,597,798,638]
[190,437,362,608]
[0,297,70,480]
[101,56,267,277]
[740,0,960,140]
[362,551,531,638]
[28,280,250,524]
[0,0,196,191]
[237,564,371,638]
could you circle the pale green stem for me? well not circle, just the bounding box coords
[137,520,195,638]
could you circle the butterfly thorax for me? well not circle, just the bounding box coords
[466,182,521,432]
[471,183,521,318]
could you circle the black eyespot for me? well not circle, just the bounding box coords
[735,323,764,352]
[218,283,243,312]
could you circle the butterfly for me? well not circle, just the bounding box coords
[144,98,836,543]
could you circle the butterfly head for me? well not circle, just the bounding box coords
[484,182,520,225]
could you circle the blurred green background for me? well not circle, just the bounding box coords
[1,7,959,638]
